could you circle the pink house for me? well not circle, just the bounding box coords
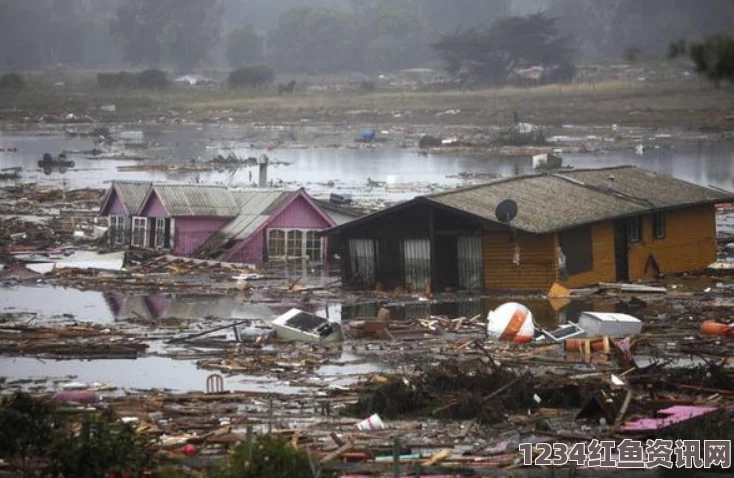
[197,188,336,264]
[101,182,342,265]
[99,181,152,246]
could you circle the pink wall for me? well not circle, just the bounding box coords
[225,193,334,264]
[226,233,265,265]
[140,191,168,218]
[105,188,129,216]
[174,217,230,256]
[268,195,333,229]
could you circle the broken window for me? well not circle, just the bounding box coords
[131,217,147,247]
[628,216,642,243]
[559,225,593,276]
[653,212,666,239]
[154,218,170,249]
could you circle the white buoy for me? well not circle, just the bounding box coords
[487,302,535,344]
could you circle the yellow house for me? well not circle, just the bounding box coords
[328,166,733,292]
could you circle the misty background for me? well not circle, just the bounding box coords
[1,0,733,73]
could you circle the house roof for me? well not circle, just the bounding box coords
[219,190,294,241]
[100,181,152,215]
[330,167,734,235]
[141,184,240,217]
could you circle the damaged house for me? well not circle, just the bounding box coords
[326,166,734,292]
[100,183,340,264]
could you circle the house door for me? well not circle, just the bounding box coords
[614,220,629,281]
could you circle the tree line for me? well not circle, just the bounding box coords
[1,0,733,83]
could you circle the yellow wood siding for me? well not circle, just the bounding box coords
[628,205,716,279]
[483,233,557,290]
[561,222,617,288]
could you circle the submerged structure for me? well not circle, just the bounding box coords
[100,183,341,265]
[326,166,734,292]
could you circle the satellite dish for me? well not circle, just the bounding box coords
[495,199,518,223]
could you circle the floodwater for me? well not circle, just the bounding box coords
[0,285,278,325]
[0,356,311,394]
[2,127,734,198]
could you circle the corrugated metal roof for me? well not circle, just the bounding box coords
[193,190,293,258]
[222,190,292,240]
[114,181,152,215]
[151,184,239,217]
[427,166,734,233]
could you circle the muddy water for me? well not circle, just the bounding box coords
[3,127,734,197]
[0,285,279,324]
[0,356,311,394]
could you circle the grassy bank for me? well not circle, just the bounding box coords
[1,71,733,129]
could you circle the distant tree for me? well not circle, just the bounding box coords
[228,64,275,87]
[669,35,734,87]
[226,26,265,68]
[433,13,574,85]
[269,6,359,73]
[0,73,26,90]
[111,0,222,71]
[358,3,433,72]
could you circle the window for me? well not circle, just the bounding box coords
[305,231,322,261]
[653,212,666,239]
[155,218,166,248]
[267,229,323,261]
[268,230,286,257]
[131,217,148,247]
[109,216,126,245]
[287,230,303,257]
[559,225,594,276]
[627,216,642,243]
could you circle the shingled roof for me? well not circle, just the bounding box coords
[331,167,734,235]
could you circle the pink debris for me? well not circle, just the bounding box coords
[620,405,717,432]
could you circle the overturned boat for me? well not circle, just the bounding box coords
[271,308,343,343]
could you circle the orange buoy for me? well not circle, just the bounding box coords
[700,321,733,337]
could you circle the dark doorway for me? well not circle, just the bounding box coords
[435,235,458,291]
[614,220,629,281]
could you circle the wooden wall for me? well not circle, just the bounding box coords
[484,204,717,291]
[561,222,616,288]
[483,233,557,290]
[627,204,717,278]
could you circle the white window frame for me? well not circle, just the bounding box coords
[131,217,148,248]
[267,228,324,261]
[154,218,166,249]
[109,215,127,245]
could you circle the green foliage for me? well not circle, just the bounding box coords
[46,410,155,478]
[669,35,734,86]
[269,6,359,74]
[0,72,25,90]
[138,69,169,88]
[97,71,138,89]
[0,392,155,478]
[228,64,275,88]
[0,392,56,476]
[226,26,265,68]
[211,434,316,478]
[111,0,222,71]
[433,13,575,85]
